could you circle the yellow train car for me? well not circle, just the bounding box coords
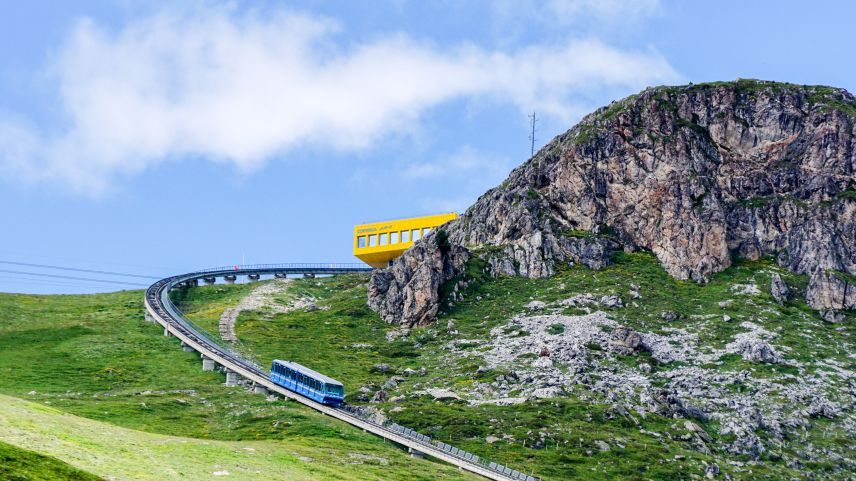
[354,212,458,268]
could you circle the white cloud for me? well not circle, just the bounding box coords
[0,5,678,194]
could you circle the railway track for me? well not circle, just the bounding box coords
[144,264,541,481]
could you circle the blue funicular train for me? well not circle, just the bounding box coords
[270,359,345,405]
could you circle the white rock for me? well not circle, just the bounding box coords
[525,300,546,310]
[533,356,554,368]
[426,388,461,401]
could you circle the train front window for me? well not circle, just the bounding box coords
[357,236,366,248]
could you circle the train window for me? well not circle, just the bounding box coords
[401,230,410,243]
[357,236,366,248]
[423,227,431,237]
[379,233,388,246]
[390,231,399,244]
[412,229,420,240]
[368,235,377,247]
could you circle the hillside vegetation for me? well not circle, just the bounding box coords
[2,393,466,481]
[173,253,855,481]
[0,289,478,481]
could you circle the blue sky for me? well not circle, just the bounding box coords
[1,0,854,293]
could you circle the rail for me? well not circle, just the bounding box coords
[143,264,540,481]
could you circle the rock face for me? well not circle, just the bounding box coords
[805,269,856,310]
[770,273,790,305]
[370,80,856,327]
[368,241,471,327]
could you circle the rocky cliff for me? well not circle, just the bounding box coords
[369,80,856,327]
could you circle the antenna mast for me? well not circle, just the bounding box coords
[528,111,538,157]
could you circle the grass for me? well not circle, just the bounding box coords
[0,288,479,481]
[2,249,853,480]
[169,253,854,480]
[173,275,424,402]
[0,439,104,481]
[0,393,474,481]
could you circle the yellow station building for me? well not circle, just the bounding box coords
[353,212,458,268]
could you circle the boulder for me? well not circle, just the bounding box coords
[427,388,461,401]
[370,390,386,403]
[608,327,642,355]
[599,295,624,308]
[731,339,780,364]
[770,273,790,305]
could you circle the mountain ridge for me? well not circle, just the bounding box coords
[369,79,856,327]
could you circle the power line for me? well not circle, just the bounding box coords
[0,276,128,290]
[3,250,175,272]
[0,269,148,287]
[0,260,160,280]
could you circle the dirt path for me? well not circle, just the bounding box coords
[219,279,293,342]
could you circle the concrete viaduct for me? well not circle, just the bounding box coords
[144,263,541,481]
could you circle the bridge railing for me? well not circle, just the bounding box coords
[191,263,373,274]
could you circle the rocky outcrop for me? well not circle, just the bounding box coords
[370,80,856,327]
[607,327,642,355]
[805,269,856,310]
[770,273,790,305]
[368,240,470,327]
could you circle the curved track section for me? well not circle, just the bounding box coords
[144,264,540,481]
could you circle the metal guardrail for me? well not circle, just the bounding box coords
[193,263,373,274]
[144,265,541,481]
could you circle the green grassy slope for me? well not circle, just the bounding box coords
[0,289,478,481]
[0,439,104,481]
[1,393,467,481]
[171,254,855,481]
